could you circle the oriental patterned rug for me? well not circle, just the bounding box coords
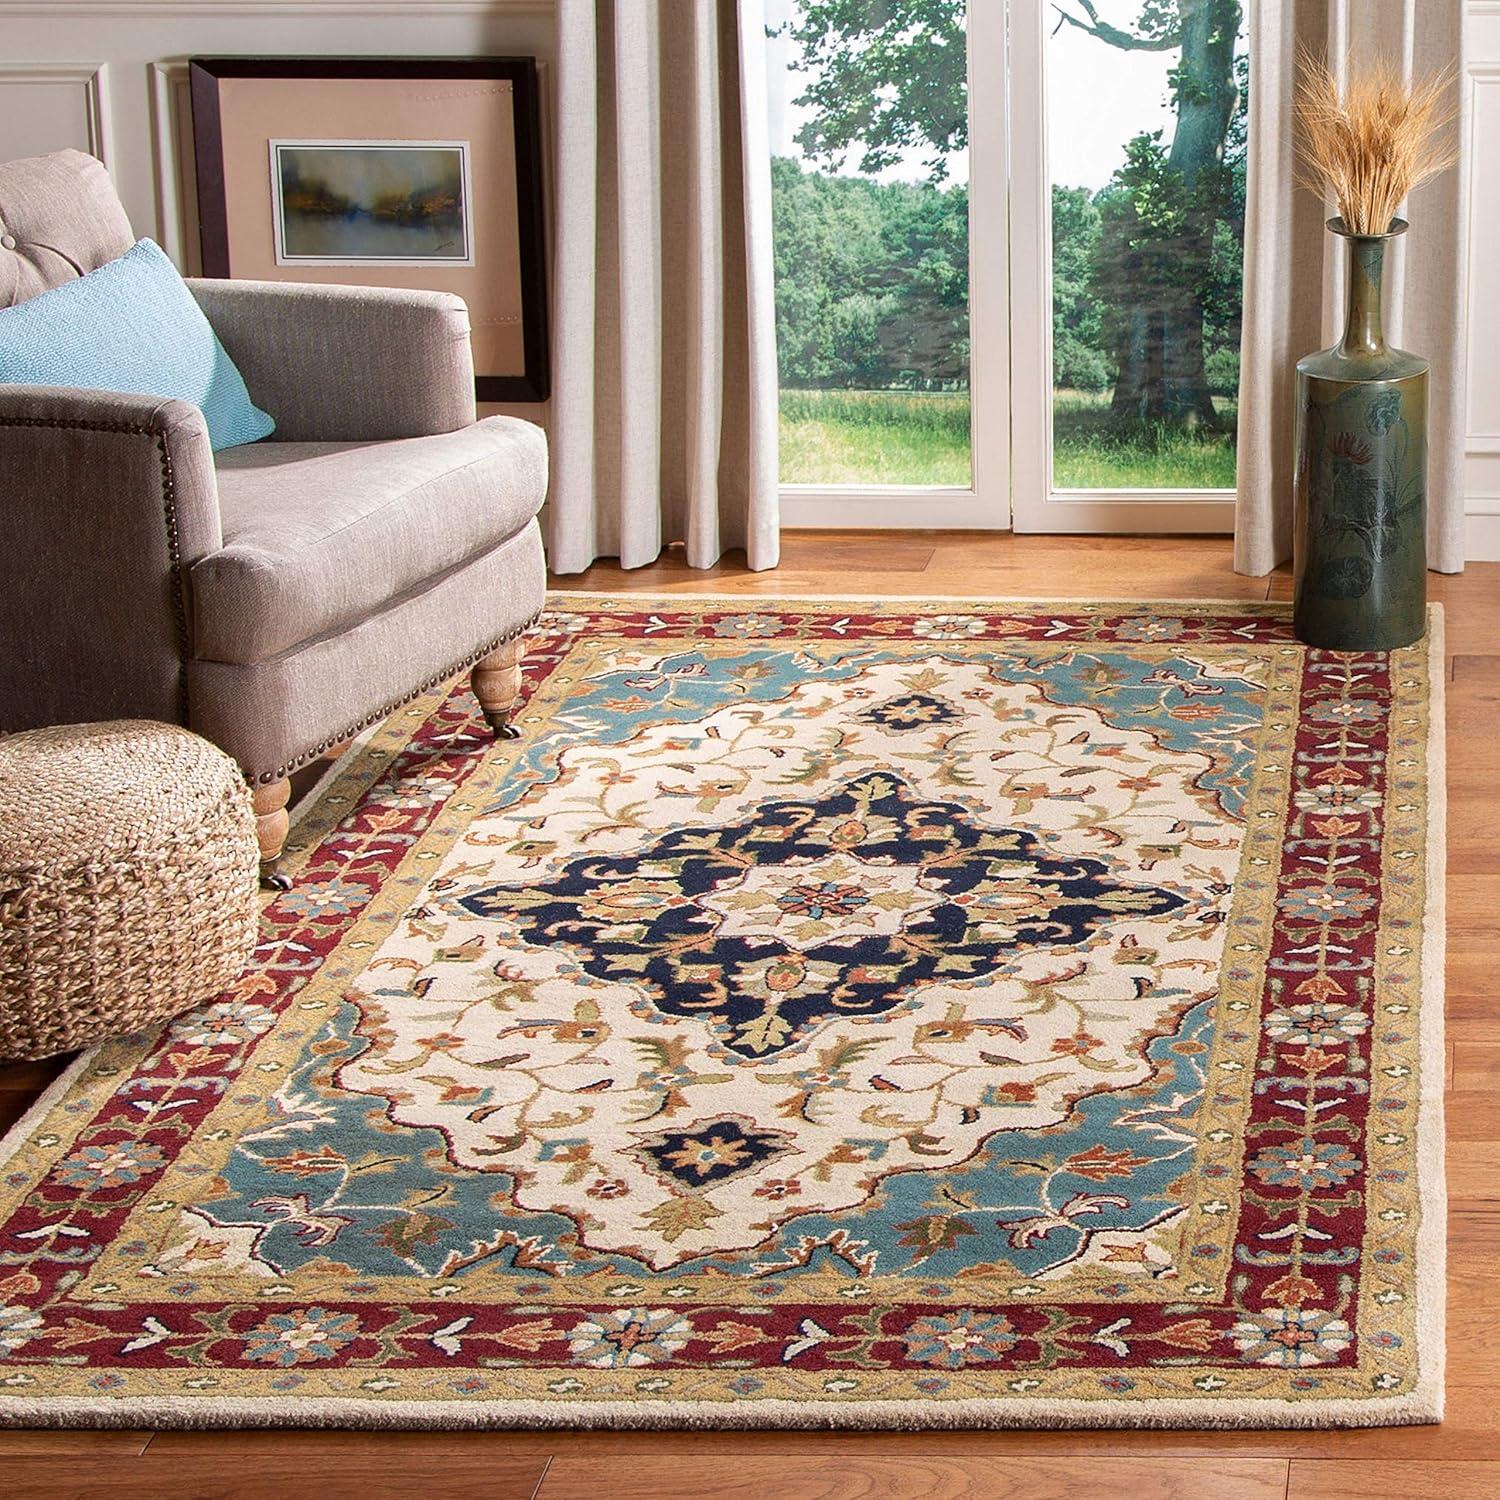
[0,597,1444,1430]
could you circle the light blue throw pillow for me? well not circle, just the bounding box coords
[0,237,274,451]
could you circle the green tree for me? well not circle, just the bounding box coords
[775,0,1245,428]
[769,157,968,389]
[774,0,968,181]
[1064,0,1242,426]
[1052,187,1109,392]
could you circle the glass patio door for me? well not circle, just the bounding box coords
[1008,1,1247,533]
[765,0,1008,528]
[764,2,1247,534]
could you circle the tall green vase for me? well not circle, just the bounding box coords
[1293,216,1427,651]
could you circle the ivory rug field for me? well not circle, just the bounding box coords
[0,597,1444,1429]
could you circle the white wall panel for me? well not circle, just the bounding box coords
[0,2,553,282]
[1465,4,1500,556]
[1469,69,1500,447]
[0,0,555,428]
[0,64,110,165]
[147,61,198,273]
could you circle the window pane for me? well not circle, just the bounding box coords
[1048,2,1248,490]
[765,0,972,486]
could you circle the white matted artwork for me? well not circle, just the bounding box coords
[269,139,475,267]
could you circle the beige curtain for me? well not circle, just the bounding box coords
[547,0,780,575]
[1235,0,1469,575]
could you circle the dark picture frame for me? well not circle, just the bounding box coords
[190,57,549,403]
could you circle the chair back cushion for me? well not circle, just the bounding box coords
[0,149,135,308]
[0,237,275,451]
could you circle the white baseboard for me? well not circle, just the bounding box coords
[1465,495,1500,561]
[778,488,1007,530]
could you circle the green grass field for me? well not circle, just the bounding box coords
[778,387,1238,490]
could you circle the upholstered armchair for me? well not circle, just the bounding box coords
[0,150,547,885]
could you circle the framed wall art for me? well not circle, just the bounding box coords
[189,57,549,402]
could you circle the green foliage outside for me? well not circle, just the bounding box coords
[778,388,1238,489]
[1052,389,1238,488]
[771,0,1247,491]
[779,389,971,485]
[770,158,969,392]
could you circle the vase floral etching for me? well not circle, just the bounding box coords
[1293,220,1427,650]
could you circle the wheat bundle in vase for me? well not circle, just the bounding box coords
[1294,49,1457,235]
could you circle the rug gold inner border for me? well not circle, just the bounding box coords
[67,634,1286,1310]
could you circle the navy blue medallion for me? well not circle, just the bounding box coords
[625,1115,798,1189]
[460,772,1186,1060]
[860,693,962,730]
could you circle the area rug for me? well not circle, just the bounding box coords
[0,596,1444,1429]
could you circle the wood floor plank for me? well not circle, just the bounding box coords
[1450,654,1500,681]
[0,1053,72,1135]
[1442,963,1500,1036]
[1441,876,1500,933]
[0,1094,37,1135]
[1450,1042,1500,1091]
[777,536,937,573]
[0,1429,153,1456]
[0,1451,549,1500]
[534,1454,1289,1500]
[1447,1140,1500,1204]
[0,1057,74,1092]
[1287,1459,1500,1499]
[1439,1090,1500,1140]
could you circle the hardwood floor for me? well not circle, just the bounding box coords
[2,531,1496,1498]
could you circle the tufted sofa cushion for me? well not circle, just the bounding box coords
[0,149,134,309]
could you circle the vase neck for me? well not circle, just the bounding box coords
[1338,236,1388,358]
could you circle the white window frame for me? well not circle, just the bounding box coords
[1007,1,1234,534]
[778,0,1010,530]
[776,1,1237,535]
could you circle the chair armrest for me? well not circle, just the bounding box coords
[187,279,477,442]
[0,385,222,732]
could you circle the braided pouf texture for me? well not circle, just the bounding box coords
[0,720,260,1061]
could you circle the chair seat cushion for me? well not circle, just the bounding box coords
[193,416,547,664]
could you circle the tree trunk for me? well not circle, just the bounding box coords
[1106,0,1239,430]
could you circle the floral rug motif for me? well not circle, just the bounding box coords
[0,597,1445,1429]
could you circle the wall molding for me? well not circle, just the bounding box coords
[1467,66,1500,456]
[0,63,112,166]
[0,1,553,14]
[147,61,195,272]
[1464,497,1500,562]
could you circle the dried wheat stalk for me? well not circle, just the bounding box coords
[1295,47,1458,235]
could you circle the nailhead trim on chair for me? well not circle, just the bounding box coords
[0,413,191,719]
[244,609,544,786]
[3,411,543,793]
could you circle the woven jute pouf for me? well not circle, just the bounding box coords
[0,721,260,1061]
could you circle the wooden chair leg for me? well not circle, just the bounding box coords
[252,778,292,891]
[471,637,527,738]
[323,738,354,761]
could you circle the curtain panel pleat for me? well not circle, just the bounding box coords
[1234,0,1470,575]
[548,0,780,575]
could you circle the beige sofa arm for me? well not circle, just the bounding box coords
[187,279,477,442]
[0,384,222,732]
